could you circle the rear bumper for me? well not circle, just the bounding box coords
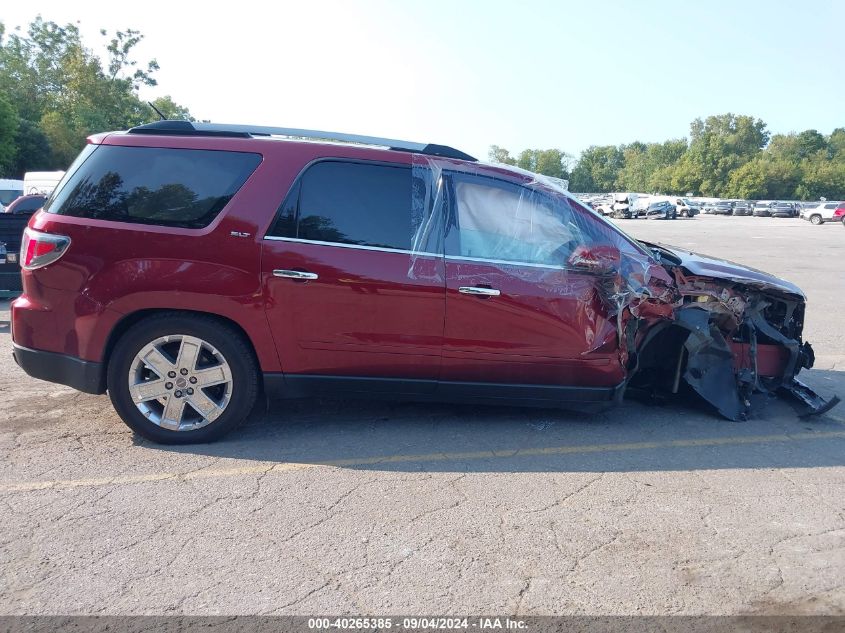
[12,343,106,394]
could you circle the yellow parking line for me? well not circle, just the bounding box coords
[2,430,845,494]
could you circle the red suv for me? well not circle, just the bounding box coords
[11,121,839,443]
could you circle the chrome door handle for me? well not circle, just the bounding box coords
[273,269,319,281]
[458,286,501,297]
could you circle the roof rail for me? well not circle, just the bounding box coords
[127,120,477,162]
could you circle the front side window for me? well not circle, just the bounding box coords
[45,145,262,228]
[445,175,598,267]
[270,161,413,250]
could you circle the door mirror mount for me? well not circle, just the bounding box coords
[567,244,620,274]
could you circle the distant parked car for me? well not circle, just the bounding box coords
[753,202,773,217]
[832,203,845,226]
[711,201,735,216]
[770,202,797,218]
[801,201,842,225]
[3,194,47,214]
[645,200,677,219]
[0,178,24,213]
[732,201,753,216]
[595,202,615,216]
[672,198,700,217]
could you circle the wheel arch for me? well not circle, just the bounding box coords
[103,308,263,382]
[626,322,691,393]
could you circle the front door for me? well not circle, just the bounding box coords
[440,173,625,389]
[262,159,445,390]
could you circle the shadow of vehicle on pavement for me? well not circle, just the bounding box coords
[145,368,845,474]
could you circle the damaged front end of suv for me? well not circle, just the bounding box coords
[622,241,840,420]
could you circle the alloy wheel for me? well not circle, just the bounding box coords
[128,334,233,432]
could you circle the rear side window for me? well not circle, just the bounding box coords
[45,145,261,228]
[270,161,412,250]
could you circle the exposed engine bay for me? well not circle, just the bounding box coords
[625,241,840,420]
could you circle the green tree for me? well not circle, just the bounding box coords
[515,148,570,179]
[149,95,194,121]
[827,128,845,158]
[488,145,516,165]
[796,129,826,157]
[10,118,53,176]
[0,94,18,175]
[797,155,845,200]
[0,17,193,168]
[488,146,570,179]
[617,139,687,192]
[725,157,801,200]
[682,114,769,196]
[569,145,624,192]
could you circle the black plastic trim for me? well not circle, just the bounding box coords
[12,344,106,394]
[263,373,623,407]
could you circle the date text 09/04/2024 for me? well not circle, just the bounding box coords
[307,617,528,630]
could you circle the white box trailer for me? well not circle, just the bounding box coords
[23,171,65,196]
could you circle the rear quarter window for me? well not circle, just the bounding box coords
[269,160,413,250]
[45,145,261,228]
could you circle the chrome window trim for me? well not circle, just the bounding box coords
[264,236,582,271]
[444,254,566,270]
[263,235,438,257]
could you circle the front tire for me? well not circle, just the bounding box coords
[809,214,823,225]
[107,314,259,444]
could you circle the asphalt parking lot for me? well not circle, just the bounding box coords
[1,214,843,615]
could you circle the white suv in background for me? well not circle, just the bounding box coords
[801,202,841,225]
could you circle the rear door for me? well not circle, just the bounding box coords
[262,160,445,390]
[440,172,625,390]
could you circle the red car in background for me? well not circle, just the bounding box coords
[834,203,845,225]
[10,121,839,443]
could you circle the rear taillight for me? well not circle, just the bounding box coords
[20,228,71,270]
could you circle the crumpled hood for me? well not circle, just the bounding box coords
[642,241,805,299]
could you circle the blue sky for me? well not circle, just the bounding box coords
[4,0,843,160]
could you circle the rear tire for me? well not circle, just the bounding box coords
[809,214,823,225]
[107,313,259,444]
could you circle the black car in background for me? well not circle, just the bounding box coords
[753,201,773,217]
[771,202,797,218]
[645,200,677,219]
[732,201,753,216]
[712,200,735,215]
[3,194,47,214]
